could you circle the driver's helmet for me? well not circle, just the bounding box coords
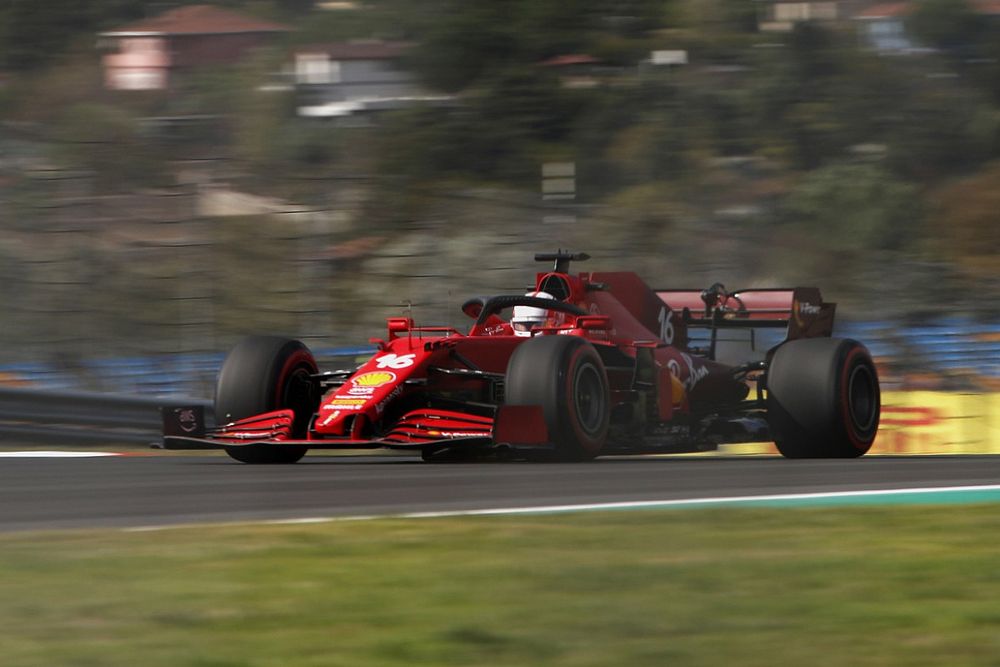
[511,291,555,337]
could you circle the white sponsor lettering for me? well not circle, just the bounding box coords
[374,353,417,369]
[658,307,674,344]
[680,352,709,390]
[667,354,708,390]
[324,398,366,411]
[799,301,821,316]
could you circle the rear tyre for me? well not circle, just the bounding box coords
[505,336,610,461]
[215,336,318,464]
[766,337,880,458]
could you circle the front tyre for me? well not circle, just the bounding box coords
[215,336,318,464]
[766,338,880,458]
[505,336,610,461]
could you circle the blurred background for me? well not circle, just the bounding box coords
[0,0,997,421]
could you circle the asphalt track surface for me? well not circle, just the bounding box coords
[1,453,999,532]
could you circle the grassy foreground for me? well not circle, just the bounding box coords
[0,506,998,667]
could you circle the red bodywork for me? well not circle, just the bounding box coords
[165,254,837,457]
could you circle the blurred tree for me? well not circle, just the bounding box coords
[572,84,648,195]
[233,85,297,170]
[906,0,982,52]
[408,2,522,92]
[49,102,168,191]
[926,162,1000,276]
[691,84,756,157]
[0,0,93,70]
[783,163,921,251]
[1,56,107,124]
[782,100,847,169]
[604,114,699,187]
[884,83,998,180]
[0,0,155,71]
[669,0,757,62]
[671,0,756,35]
[736,23,867,169]
[375,65,587,187]
[276,120,342,167]
[597,182,684,250]
[595,0,672,37]
[407,0,669,92]
[476,67,579,143]
[377,107,466,179]
[825,52,907,147]
[966,34,1000,103]
[271,0,316,16]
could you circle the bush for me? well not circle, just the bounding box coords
[783,163,921,251]
[49,102,168,191]
[926,162,1000,276]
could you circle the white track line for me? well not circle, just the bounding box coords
[397,484,1000,517]
[124,484,1000,532]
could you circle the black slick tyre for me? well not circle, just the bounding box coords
[505,335,610,461]
[766,337,880,458]
[215,336,318,464]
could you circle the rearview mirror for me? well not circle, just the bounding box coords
[461,297,487,319]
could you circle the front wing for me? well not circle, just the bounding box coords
[159,404,549,452]
[158,434,492,451]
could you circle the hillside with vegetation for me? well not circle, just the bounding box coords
[0,0,998,362]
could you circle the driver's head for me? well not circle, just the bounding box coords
[511,291,555,337]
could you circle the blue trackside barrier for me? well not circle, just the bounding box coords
[0,347,377,396]
[0,321,997,397]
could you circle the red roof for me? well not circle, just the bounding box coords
[297,41,413,60]
[102,5,290,36]
[972,0,1000,14]
[856,0,1000,18]
[855,2,912,19]
[538,54,600,67]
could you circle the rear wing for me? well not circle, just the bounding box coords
[656,287,836,360]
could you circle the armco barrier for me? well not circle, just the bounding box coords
[0,387,212,445]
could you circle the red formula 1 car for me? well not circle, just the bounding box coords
[162,252,880,463]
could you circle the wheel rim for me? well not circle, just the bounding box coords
[847,363,878,434]
[574,362,607,436]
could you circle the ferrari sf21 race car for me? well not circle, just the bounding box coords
[162,252,881,463]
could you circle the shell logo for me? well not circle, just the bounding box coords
[352,371,397,388]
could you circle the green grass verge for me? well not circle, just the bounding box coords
[1,506,998,666]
